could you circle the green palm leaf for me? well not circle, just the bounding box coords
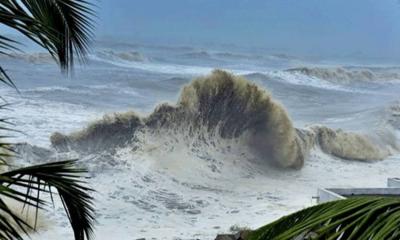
[0,0,95,72]
[0,103,18,165]
[0,160,95,240]
[0,67,17,90]
[0,127,96,238]
[0,100,95,240]
[247,197,400,240]
[0,1,96,239]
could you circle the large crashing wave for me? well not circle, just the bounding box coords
[51,70,394,169]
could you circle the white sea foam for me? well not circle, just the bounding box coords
[4,43,400,240]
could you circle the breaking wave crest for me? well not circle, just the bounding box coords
[0,52,54,64]
[303,126,394,161]
[50,70,396,171]
[180,51,212,59]
[179,50,265,61]
[50,112,143,153]
[1,50,147,64]
[286,67,400,84]
[94,50,147,62]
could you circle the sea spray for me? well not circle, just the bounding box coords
[51,70,305,168]
[50,70,394,169]
[150,70,305,168]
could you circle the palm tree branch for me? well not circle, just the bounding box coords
[0,0,95,72]
[0,197,32,240]
[247,197,400,240]
[0,160,95,240]
[0,66,17,90]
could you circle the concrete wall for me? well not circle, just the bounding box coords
[318,187,400,203]
[317,188,345,203]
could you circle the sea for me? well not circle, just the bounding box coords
[1,39,400,239]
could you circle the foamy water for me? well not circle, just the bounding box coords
[2,41,400,239]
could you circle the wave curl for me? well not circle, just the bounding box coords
[50,70,394,169]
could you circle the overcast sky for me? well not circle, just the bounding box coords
[93,0,400,59]
[3,0,400,59]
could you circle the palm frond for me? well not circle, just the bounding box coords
[0,0,95,72]
[0,1,96,239]
[247,197,400,240]
[0,35,20,55]
[0,67,17,90]
[0,105,95,239]
[0,103,19,165]
[0,196,32,240]
[0,160,95,240]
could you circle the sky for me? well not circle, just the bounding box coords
[1,0,400,60]
[93,0,400,60]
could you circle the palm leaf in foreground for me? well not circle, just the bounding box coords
[0,160,95,240]
[247,197,400,240]
[0,0,95,72]
[0,1,96,239]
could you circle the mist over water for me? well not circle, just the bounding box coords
[3,39,400,239]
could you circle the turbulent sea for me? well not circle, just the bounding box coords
[2,40,400,239]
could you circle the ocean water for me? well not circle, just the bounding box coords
[2,40,400,239]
